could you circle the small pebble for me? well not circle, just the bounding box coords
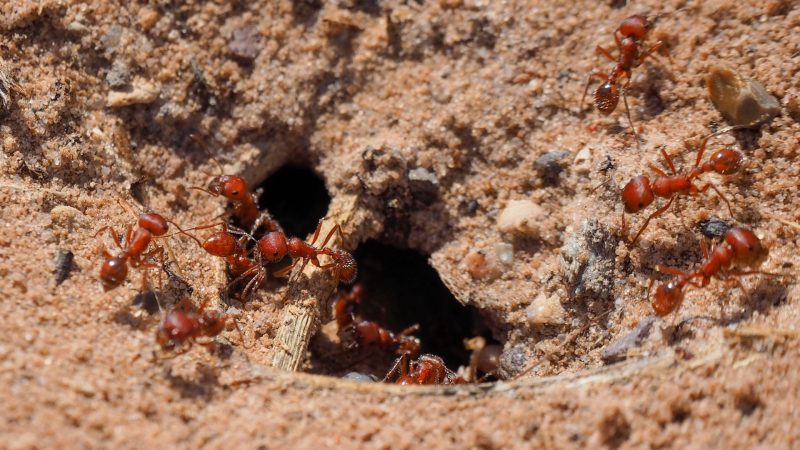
[106,60,131,88]
[697,217,732,240]
[573,146,592,175]
[229,25,262,61]
[526,293,567,326]
[497,199,545,238]
[494,242,514,265]
[464,250,502,281]
[107,80,159,107]
[54,249,74,285]
[534,149,570,185]
[706,64,781,128]
[343,372,377,383]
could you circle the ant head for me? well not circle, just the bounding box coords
[709,149,742,175]
[725,227,767,267]
[203,231,239,257]
[331,250,358,284]
[618,15,651,39]
[138,213,169,236]
[208,175,248,202]
[258,232,289,263]
[100,257,128,290]
[594,81,619,114]
[157,310,196,349]
[622,175,654,213]
[652,279,683,316]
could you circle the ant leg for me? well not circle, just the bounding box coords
[630,196,675,245]
[580,71,610,111]
[621,84,640,151]
[319,224,342,251]
[94,226,125,251]
[595,45,616,63]
[308,220,325,247]
[273,260,298,278]
[647,162,668,178]
[699,238,710,259]
[697,182,734,217]
[654,264,689,277]
[382,353,411,383]
[658,148,677,176]
[398,324,421,337]
[693,133,714,171]
[241,269,266,301]
[227,316,251,348]
[162,219,203,246]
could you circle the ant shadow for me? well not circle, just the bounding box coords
[163,364,220,401]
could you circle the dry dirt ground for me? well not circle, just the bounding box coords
[1,0,800,448]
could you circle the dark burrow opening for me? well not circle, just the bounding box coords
[310,241,499,381]
[257,165,331,238]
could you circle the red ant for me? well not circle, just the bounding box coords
[156,298,249,353]
[193,174,282,234]
[200,225,259,276]
[253,219,358,285]
[648,227,777,316]
[384,353,466,385]
[333,284,421,358]
[621,132,743,244]
[95,212,199,291]
[581,14,668,150]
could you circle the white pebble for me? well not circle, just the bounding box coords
[526,293,566,326]
[497,199,545,238]
[495,242,514,265]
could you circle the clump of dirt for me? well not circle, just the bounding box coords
[2,0,799,448]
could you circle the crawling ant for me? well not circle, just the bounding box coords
[384,353,466,385]
[581,14,667,150]
[95,212,199,291]
[156,298,248,353]
[333,284,421,357]
[649,227,777,316]
[255,219,358,285]
[193,174,282,234]
[621,132,743,244]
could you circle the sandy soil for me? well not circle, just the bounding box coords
[1,0,799,448]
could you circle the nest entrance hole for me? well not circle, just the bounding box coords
[257,165,331,237]
[312,241,499,379]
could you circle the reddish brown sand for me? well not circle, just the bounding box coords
[1,0,799,448]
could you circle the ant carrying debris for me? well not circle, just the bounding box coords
[95,211,199,291]
[621,131,742,244]
[156,298,248,354]
[384,353,466,385]
[581,14,668,150]
[333,284,421,358]
[648,227,780,316]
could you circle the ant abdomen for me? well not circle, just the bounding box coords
[594,81,619,114]
[100,257,128,291]
[652,279,684,316]
[203,231,239,257]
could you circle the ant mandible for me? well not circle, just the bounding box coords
[649,227,775,316]
[156,298,249,353]
[384,353,466,385]
[95,211,199,291]
[621,132,743,244]
[581,14,667,150]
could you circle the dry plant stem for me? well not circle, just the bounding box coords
[271,194,360,372]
